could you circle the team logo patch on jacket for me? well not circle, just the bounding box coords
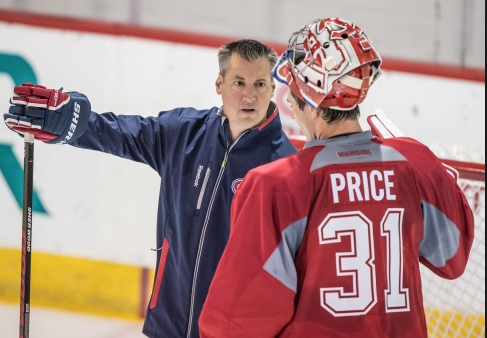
[231,178,243,194]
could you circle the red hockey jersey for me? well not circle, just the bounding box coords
[199,131,474,338]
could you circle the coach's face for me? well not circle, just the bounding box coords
[216,53,275,142]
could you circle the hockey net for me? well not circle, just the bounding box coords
[289,137,485,338]
[422,144,485,338]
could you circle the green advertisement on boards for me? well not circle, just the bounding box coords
[0,52,46,214]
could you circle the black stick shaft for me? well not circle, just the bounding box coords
[20,133,34,338]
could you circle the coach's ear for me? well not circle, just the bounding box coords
[215,74,223,95]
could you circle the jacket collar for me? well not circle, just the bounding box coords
[216,101,283,147]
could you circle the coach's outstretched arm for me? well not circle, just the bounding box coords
[4,82,91,144]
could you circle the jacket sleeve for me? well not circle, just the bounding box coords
[199,167,301,338]
[70,110,180,172]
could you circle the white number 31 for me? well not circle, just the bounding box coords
[318,208,410,316]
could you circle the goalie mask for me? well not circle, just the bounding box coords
[273,17,382,110]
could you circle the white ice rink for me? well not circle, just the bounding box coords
[0,302,146,338]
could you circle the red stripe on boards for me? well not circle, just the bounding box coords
[0,9,484,83]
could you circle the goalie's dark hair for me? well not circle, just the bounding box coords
[218,39,278,78]
[290,91,361,124]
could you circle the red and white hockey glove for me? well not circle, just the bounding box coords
[4,82,91,144]
[367,110,459,181]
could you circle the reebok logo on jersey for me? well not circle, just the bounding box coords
[337,149,372,158]
[231,178,243,194]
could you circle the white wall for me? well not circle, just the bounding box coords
[0,0,484,68]
[0,22,484,267]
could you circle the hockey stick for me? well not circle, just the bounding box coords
[366,109,405,138]
[367,109,459,181]
[20,132,34,338]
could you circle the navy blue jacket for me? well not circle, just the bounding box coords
[70,101,297,338]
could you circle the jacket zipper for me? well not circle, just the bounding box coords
[186,133,246,338]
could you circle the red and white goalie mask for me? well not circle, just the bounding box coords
[273,17,382,110]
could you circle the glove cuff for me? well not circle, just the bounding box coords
[46,92,91,145]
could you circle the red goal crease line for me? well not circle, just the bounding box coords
[0,9,484,83]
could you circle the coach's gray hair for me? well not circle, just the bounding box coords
[218,39,278,78]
